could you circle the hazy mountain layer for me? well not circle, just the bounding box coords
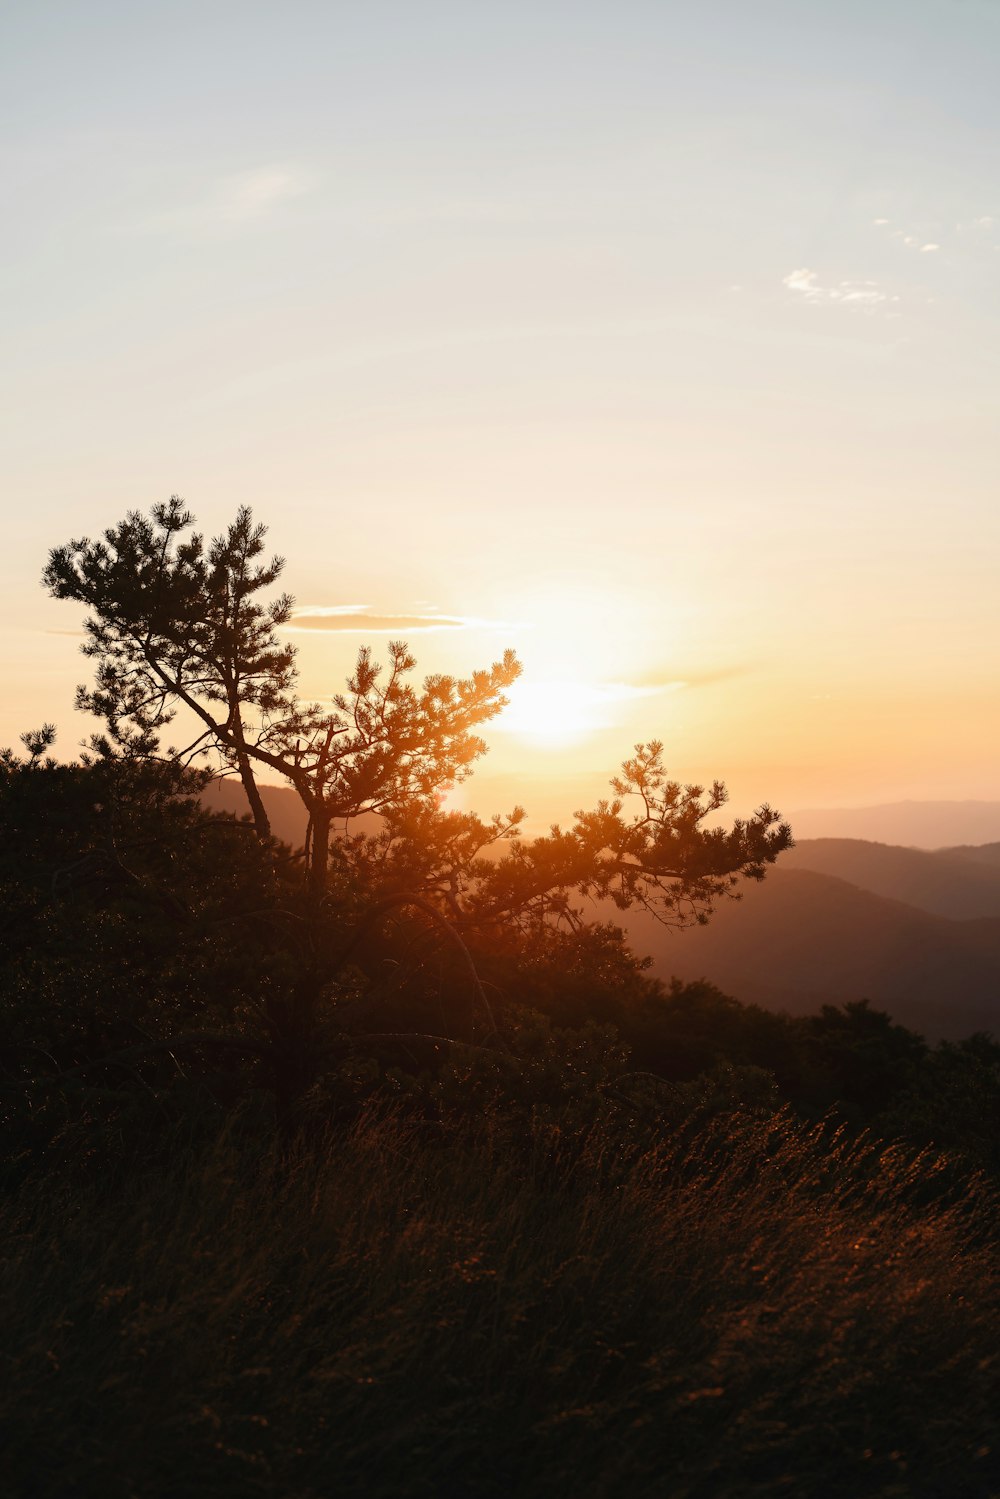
[202,779,1000,1040]
[941,842,1000,868]
[788,801,1000,847]
[625,869,1000,1041]
[201,777,308,847]
[779,838,1000,920]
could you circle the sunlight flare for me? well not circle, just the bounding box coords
[495,678,669,748]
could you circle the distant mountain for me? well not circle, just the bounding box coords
[201,778,308,848]
[199,779,1000,1039]
[200,778,385,848]
[620,869,1000,1041]
[788,801,1000,848]
[941,843,1000,869]
[780,839,1000,920]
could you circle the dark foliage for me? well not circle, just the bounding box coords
[2,743,998,1179]
[2,507,997,1494]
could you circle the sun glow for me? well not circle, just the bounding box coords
[496,680,602,746]
[496,678,667,749]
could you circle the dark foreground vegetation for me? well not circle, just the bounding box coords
[2,502,998,1496]
[4,1105,998,1499]
[4,752,999,1498]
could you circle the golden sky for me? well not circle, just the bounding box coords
[3,2,999,831]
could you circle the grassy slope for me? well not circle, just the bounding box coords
[3,1109,998,1499]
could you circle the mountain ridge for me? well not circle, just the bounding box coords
[199,779,1000,1040]
[779,837,1000,919]
[788,799,1000,847]
[625,867,1000,1041]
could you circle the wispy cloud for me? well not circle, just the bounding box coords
[633,665,745,691]
[898,235,938,251]
[492,678,676,739]
[876,211,1000,254]
[215,165,312,222]
[133,163,313,234]
[873,219,945,254]
[953,215,999,246]
[782,268,896,307]
[286,605,520,634]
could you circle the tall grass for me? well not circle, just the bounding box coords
[2,1107,998,1498]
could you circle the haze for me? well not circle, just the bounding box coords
[3,0,999,832]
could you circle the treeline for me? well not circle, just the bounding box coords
[2,750,997,1182]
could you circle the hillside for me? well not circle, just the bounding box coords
[788,800,1000,846]
[623,868,1000,1040]
[780,837,1000,919]
[200,780,1000,1040]
[201,777,309,848]
[941,842,1000,869]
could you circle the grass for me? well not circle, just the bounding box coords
[2,1105,998,1498]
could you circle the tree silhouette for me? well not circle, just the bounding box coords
[45,497,791,917]
[44,499,519,889]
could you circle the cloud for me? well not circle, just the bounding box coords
[782,268,895,307]
[133,163,313,234]
[594,682,679,703]
[952,216,999,247]
[874,218,945,250]
[634,665,745,691]
[216,165,312,223]
[783,268,822,296]
[285,605,520,634]
[877,218,949,254]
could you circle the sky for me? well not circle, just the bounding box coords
[3,0,999,834]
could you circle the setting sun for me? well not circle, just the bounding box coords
[495,677,667,748]
[496,680,601,746]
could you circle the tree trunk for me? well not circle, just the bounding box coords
[309,806,331,892]
[236,751,271,841]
